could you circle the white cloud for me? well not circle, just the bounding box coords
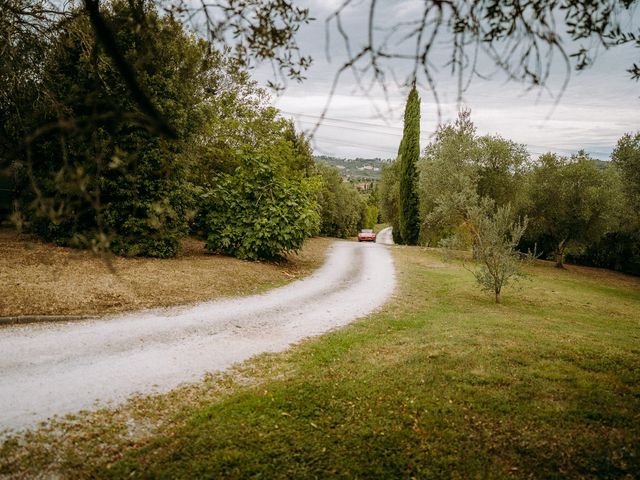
[251,2,640,160]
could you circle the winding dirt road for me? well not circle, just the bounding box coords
[0,240,395,433]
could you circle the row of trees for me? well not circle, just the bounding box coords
[1,0,373,260]
[380,108,640,280]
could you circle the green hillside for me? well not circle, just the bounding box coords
[315,155,392,180]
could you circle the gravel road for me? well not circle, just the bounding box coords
[0,240,395,434]
[376,226,394,245]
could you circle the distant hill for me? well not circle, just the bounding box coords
[315,155,611,180]
[314,155,393,181]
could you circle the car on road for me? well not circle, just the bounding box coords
[357,229,376,242]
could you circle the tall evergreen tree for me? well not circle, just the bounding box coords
[398,83,421,244]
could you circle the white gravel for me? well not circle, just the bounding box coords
[0,240,395,434]
[376,227,394,245]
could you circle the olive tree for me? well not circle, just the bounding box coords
[441,202,529,303]
[466,205,529,304]
[524,152,618,268]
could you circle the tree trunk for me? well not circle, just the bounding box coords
[555,241,566,268]
[495,289,501,304]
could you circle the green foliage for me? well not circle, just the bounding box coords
[569,231,640,276]
[10,0,318,260]
[475,135,528,208]
[416,112,637,277]
[523,151,618,267]
[418,109,530,246]
[0,2,47,197]
[1,3,54,224]
[419,110,478,244]
[568,132,640,275]
[192,101,308,183]
[377,160,401,242]
[203,152,320,260]
[193,108,319,259]
[612,131,640,213]
[15,1,211,257]
[416,112,639,276]
[397,84,421,245]
[362,205,379,230]
[315,163,365,238]
[101,139,196,258]
[464,205,529,303]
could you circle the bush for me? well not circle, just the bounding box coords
[17,1,205,257]
[567,232,640,276]
[203,153,320,260]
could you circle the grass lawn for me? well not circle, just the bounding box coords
[1,246,639,478]
[0,229,331,317]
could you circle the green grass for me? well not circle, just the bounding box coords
[2,246,639,479]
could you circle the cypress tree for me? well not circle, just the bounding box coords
[398,83,421,245]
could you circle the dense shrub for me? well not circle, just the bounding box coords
[101,139,197,258]
[203,153,320,260]
[567,232,640,276]
[17,1,206,257]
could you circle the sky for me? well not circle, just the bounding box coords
[251,0,640,160]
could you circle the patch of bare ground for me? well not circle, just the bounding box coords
[0,228,331,317]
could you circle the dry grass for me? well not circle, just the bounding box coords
[0,229,331,317]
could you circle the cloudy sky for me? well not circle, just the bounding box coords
[251,0,640,160]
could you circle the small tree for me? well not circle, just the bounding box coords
[467,205,528,303]
[442,203,529,303]
[398,83,421,245]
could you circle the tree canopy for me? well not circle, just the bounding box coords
[2,0,325,260]
[524,152,619,268]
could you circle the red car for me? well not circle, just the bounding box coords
[357,229,376,242]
